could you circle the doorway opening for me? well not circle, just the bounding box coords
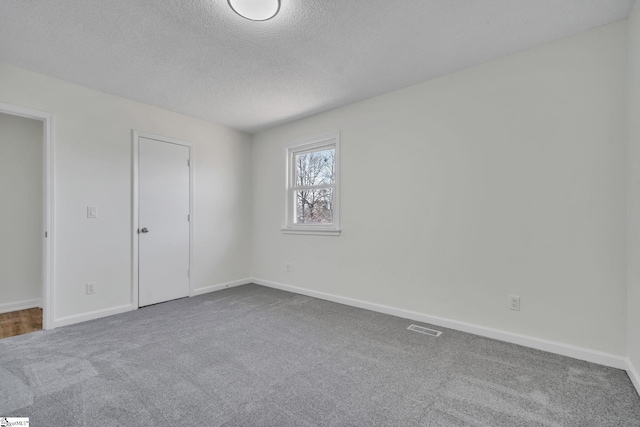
[0,102,55,334]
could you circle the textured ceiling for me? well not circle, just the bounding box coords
[0,1,634,133]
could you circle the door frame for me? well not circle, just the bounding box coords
[0,102,55,330]
[132,130,194,309]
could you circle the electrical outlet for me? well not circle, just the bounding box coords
[87,206,97,219]
[286,263,291,273]
[509,295,520,311]
[86,282,96,295]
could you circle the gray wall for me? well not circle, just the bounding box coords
[627,0,640,379]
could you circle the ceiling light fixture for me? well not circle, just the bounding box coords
[227,0,280,21]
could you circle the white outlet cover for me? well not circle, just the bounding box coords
[87,206,97,219]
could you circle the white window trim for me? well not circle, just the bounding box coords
[282,132,341,236]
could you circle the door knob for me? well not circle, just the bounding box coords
[140,227,149,234]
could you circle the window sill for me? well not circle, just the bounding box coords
[281,227,341,236]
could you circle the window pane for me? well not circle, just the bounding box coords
[295,187,333,224]
[295,148,335,187]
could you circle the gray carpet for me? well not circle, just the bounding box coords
[1,284,639,426]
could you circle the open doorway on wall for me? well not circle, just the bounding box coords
[0,104,54,337]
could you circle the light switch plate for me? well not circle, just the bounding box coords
[87,206,97,219]
[509,295,520,311]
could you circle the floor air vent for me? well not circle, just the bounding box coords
[407,324,442,337]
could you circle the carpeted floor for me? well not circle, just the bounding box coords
[1,284,639,426]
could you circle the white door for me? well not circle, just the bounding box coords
[138,137,190,307]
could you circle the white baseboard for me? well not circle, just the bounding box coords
[192,277,252,296]
[251,278,627,370]
[53,304,133,328]
[50,278,251,329]
[0,298,42,314]
[626,358,640,396]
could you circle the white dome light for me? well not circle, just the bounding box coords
[227,0,281,21]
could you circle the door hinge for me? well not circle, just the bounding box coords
[187,269,190,277]
[187,214,190,222]
[45,231,48,238]
[187,159,190,167]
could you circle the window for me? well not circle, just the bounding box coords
[283,133,340,235]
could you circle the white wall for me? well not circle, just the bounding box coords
[628,0,640,379]
[0,112,43,310]
[252,21,628,356]
[0,62,252,323]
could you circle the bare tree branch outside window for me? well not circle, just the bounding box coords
[294,148,335,224]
